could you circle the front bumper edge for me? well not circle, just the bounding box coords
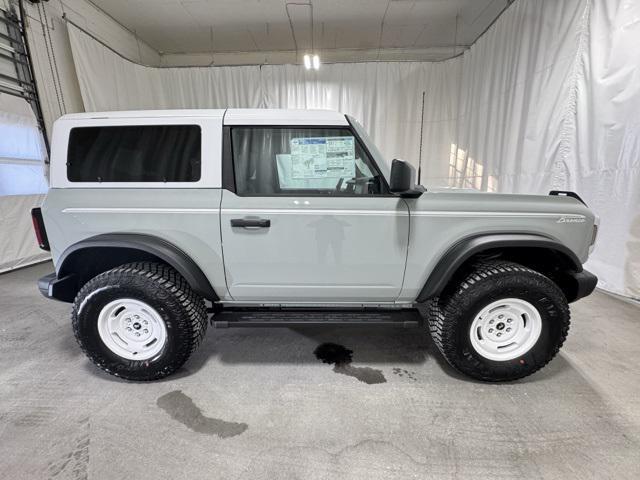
[567,269,598,303]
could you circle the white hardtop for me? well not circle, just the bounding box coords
[224,109,348,126]
[50,108,352,190]
[58,109,226,120]
[58,108,348,126]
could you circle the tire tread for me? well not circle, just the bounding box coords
[72,262,207,381]
[427,260,570,382]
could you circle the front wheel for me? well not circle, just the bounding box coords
[427,261,570,382]
[72,262,208,381]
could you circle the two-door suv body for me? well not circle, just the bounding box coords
[32,109,599,381]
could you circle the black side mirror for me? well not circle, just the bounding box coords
[389,159,423,198]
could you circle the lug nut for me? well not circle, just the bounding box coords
[497,333,502,337]
[143,320,148,325]
[134,315,140,319]
[489,320,494,324]
[506,327,511,332]
[135,332,140,337]
[143,329,148,334]
[489,328,494,333]
[498,314,504,319]
[126,327,132,331]
[507,318,512,323]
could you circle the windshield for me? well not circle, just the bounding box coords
[347,115,391,182]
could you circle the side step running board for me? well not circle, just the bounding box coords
[211,308,423,328]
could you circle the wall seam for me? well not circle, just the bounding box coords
[553,0,591,190]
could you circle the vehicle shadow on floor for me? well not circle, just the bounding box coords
[177,323,573,385]
[208,324,433,364]
[74,315,571,385]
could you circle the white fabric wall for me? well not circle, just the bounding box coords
[69,25,457,172]
[261,61,463,182]
[21,0,163,135]
[0,93,50,272]
[0,193,48,272]
[67,26,261,111]
[448,0,587,193]
[66,0,639,299]
[573,0,640,298]
[70,37,262,111]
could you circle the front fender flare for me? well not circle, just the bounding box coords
[416,233,582,302]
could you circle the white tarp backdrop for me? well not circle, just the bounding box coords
[66,0,639,299]
[0,93,49,272]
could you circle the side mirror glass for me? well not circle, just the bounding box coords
[389,159,423,198]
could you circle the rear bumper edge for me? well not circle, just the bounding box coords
[38,272,77,303]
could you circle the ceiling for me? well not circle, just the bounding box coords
[89,0,513,63]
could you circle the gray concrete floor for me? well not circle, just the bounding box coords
[1,262,639,480]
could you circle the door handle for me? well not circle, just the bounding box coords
[230,218,271,228]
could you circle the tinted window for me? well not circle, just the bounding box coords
[67,125,201,182]
[231,127,383,195]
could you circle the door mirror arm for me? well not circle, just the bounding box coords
[397,187,424,198]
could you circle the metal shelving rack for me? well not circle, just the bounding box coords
[0,3,49,154]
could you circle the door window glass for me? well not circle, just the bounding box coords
[231,127,383,195]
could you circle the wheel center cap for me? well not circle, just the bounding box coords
[133,322,142,330]
[496,322,505,330]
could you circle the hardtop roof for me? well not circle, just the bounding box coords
[58,108,348,126]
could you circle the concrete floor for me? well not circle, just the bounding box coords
[1,262,639,480]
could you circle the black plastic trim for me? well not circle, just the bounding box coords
[38,272,77,302]
[416,233,583,302]
[549,190,586,206]
[389,159,423,198]
[230,218,271,228]
[222,125,236,192]
[212,307,422,328]
[562,269,598,303]
[57,233,219,301]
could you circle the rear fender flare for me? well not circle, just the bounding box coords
[56,233,219,301]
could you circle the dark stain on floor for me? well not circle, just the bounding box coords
[313,343,386,384]
[157,390,248,438]
[313,342,354,365]
[392,367,417,381]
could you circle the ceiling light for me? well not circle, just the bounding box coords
[303,54,311,70]
[312,54,320,70]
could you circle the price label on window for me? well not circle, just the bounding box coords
[289,137,356,179]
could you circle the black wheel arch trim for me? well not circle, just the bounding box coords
[416,233,583,303]
[56,233,219,301]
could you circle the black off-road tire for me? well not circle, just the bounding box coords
[72,262,208,381]
[427,260,570,382]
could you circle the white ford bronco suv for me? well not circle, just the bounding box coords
[32,109,599,382]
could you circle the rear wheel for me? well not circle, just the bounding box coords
[72,262,208,381]
[427,261,570,382]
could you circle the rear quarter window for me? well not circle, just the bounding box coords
[67,125,201,182]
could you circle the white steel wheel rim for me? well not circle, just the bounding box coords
[97,298,167,361]
[469,298,542,361]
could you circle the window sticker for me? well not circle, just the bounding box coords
[276,154,336,189]
[289,137,356,179]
